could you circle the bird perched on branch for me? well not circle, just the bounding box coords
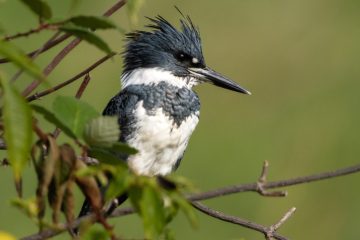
[79,12,250,218]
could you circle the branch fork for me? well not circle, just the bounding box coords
[264,207,296,240]
[256,161,287,197]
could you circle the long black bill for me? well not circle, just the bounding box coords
[189,67,251,95]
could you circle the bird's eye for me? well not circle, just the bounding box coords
[176,52,201,67]
[176,52,188,61]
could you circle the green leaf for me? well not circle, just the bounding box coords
[127,0,145,26]
[141,184,166,238]
[11,198,38,218]
[0,40,45,80]
[129,179,166,238]
[81,224,110,240]
[110,142,138,155]
[83,116,120,147]
[69,15,117,30]
[105,165,131,201]
[20,0,52,20]
[0,76,33,183]
[32,104,77,139]
[0,231,17,240]
[59,24,112,54]
[88,147,125,165]
[170,192,198,228]
[52,96,99,139]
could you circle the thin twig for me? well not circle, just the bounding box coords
[75,73,91,99]
[10,32,62,83]
[0,33,71,64]
[21,162,360,240]
[267,207,296,239]
[27,53,115,102]
[21,0,127,97]
[3,23,60,41]
[256,161,287,197]
[188,163,360,201]
[192,202,289,240]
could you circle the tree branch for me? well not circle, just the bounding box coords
[20,162,360,240]
[27,53,116,102]
[21,0,127,97]
[3,23,59,41]
[11,31,63,83]
[192,202,295,240]
[188,162,360,201]
[0,33,71,64]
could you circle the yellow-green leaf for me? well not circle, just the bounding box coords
[129,179,166,238]
[59,25,112,54]
[1,76,33,183]
[0,231,17,240]
[20,0,52,20]
[69,15,117,30]
[81,225,110,240]
[83,116,120,147]
[52,96,99,139]
[141,185,166,238]
[0,40,45,80]
[32,104,77,139]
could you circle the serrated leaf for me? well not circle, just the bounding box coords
[83,116,120,147]
[32,104,77,139]
[0,40,45,80]
[69,15,117,30]
[0,76,33,185]
[20,0,52,20]
[59,24,112,54]
[52,96,99,139]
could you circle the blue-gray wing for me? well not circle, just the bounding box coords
[102,88,141,142]
[77,89,140,221]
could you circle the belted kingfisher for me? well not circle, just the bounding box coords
[79,13,250,219]
[104,15,250,176]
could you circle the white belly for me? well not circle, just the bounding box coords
[126,101,199,176]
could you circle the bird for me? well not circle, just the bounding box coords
[78,12,251,219]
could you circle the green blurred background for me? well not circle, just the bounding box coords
[1,0,360,239]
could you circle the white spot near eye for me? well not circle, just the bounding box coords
[192,57,199,64]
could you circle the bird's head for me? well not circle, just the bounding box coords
[122,14,251,95]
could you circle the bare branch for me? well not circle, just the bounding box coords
[21,0,126,97]
[0,0,127,64]
[3,23,61,41]
[270,207,296,235]
[20,162,360,240]
[11,32,62,83]
[188,162,360,201]
[256,161,287,197]
[27,53,115,102]
[0,33,71,64]
[192,202,289,240]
